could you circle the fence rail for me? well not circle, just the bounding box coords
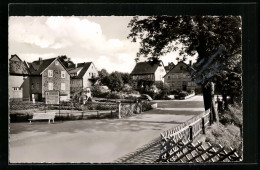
[161,109,210,141]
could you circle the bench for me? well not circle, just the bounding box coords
[29,112,56,124]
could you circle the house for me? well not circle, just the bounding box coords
[130,61,166,89]
[28,57,70,101]
[9,54,30,101]
[164,60,199,91]
[68,62,99,94]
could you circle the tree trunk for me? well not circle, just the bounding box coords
[210,82,219,123]
[201,82,219,124]
[202,84,211,111]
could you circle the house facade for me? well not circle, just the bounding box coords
[130,61,166,89]
[29,57,70,101]
[164,61,199,91]
[9,55,30,101]
[69,62,99,94]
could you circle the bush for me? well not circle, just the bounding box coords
[205,123,242,156]
[106,92,124,99]
[219,103,243,131]
[195,88,202,94]
[187,89,195,94]
[91,85,110,98]
[122,84,133,93]
[84,103,117,110]
[178,91,189,97]
[141,101,152,111]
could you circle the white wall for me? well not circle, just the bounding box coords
[154,65,166,82]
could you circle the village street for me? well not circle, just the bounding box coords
[9,95,204,163]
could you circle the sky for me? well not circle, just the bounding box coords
[9,16,197,73]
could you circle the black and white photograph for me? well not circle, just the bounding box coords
[7,4,250,164]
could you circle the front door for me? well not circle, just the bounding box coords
[182,81,187,91]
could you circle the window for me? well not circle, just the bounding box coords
[61,71,66,78]
[48,70,53,77]
[48,82,53,90]
[61,83,65,91]
[31,83,34,90]
[89,73,91,76]
[55,61,59,65]
[13,87,21,91]
[36,83,39,90]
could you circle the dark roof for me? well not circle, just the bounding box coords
[9,55,30,75]
[130,62,161,75]
[68,67,83,74]
[164,61,195,77]
[29,58,57,75]
[69,62,92,79]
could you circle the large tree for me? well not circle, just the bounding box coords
[128,16,242,123]
[98,69,110,86]
[108,71,124,92]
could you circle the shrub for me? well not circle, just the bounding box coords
[219,103,243,136]
[122,84,133,93]
[205,123,242,156]
[195,88,202,94]
[178,91,189,97]
[107,92,124,99]
[141,101,152,111]
[91,85,110,98]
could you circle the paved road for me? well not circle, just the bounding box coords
[9,95,204,163]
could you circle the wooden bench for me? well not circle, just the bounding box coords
[29,112,56,124]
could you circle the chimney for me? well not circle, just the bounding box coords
[39,57,43,65]
[189,60,192,67]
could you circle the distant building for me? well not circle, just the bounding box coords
[9,54,30,101]
[68,62,99,94]
[164,60,199,91]
[130,61,166,89]
[28,57,70,101]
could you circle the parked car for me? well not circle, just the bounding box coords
[138,94,153,101]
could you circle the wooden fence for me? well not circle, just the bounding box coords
[158,136,242,162]
[161,109,210,141]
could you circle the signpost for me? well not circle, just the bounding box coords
[45,91,60,117]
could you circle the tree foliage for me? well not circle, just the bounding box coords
[128,16,242,115]
[108,71,124,92]
[128,16,241,62]
[58,55,74,68]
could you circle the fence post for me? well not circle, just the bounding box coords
[202,117,205,134]
[189,126,193,141]
[117,101,121,119]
